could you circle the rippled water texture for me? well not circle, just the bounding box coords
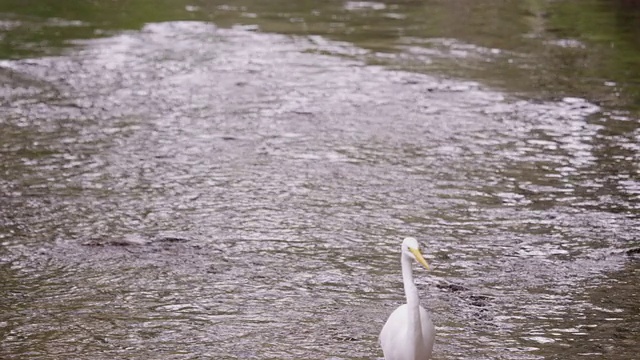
[0,17,639,360]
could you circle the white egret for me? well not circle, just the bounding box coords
[380,237,435,360]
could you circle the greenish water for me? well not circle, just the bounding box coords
[0,1,639,360]
[1,0,640,112]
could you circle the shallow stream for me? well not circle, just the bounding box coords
[1,1,639,359]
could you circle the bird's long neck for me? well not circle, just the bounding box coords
[401,254,423,346]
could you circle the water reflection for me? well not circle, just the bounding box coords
[1,0,640,112]
[0,2,638,360]
[523,260,640,358]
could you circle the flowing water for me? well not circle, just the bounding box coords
[0,1,639,359]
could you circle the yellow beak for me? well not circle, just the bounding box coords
[409,247,430,270]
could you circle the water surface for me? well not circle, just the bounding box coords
[0,1,639,360]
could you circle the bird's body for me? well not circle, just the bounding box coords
[380,237,435,360]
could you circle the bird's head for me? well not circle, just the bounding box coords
[402,237,430,270]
